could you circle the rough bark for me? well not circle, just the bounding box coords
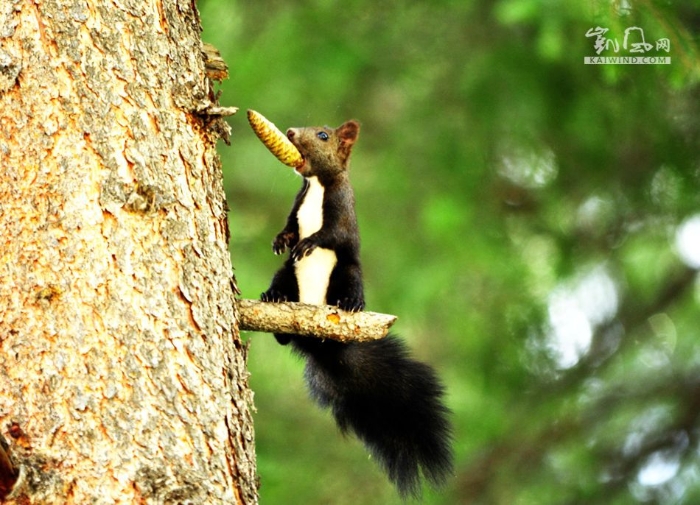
[238,299,397,342]
[0,0,257,503]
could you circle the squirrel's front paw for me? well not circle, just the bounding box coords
[291,238,317,261]
[337,296,365,312]
[272,231,297,255]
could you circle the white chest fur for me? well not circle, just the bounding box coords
[295,176,338,305]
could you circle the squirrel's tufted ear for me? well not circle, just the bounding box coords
[336,120,360,144]
[336,120,360,165]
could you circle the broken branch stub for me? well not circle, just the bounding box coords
[237,299,397,343]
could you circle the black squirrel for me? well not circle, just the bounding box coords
[261,120,453,498]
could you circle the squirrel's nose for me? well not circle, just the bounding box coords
[286,128,297,141]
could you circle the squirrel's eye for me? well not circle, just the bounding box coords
[317,131,329,141]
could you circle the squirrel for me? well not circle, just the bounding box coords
[260,120,453,498]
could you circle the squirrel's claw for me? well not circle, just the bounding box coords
[338,297,365,313]
[261,290,287,303]
[272,231,297,255]
[291,238,317,261]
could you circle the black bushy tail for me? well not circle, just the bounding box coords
[290,334,453,498]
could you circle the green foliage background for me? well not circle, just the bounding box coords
[199,1,699,503]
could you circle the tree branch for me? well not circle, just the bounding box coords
[236,299,397,343]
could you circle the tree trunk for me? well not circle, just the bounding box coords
[0,1,257,503]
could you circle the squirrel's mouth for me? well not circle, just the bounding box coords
[285,129,307,173]
[295,158,308,174]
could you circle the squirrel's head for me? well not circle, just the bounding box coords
[286,120,360,179]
